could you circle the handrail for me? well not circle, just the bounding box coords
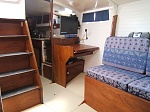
[0,87,4,112]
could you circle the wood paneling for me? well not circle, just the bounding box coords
[85,75,150,112]
[54,45,74,87]
[3,89,41,112]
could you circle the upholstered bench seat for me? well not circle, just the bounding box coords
[87,65,145,91]
[128,77,150,101]
[85,37,150,112]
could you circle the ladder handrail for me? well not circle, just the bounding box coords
[0,87,4,112]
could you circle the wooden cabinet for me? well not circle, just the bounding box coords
[32,38,51,75]
[53,37,99,87]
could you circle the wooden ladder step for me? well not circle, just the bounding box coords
[0,52,32,58]
[0,35,28,38]
[0,68,36,78]
[2,85,39,99]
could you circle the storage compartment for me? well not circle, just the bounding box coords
[66,58,84,83]
[42,62,52,80]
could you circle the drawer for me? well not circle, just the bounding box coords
[66,59,84,83]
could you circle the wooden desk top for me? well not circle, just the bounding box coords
[68,44,99,53]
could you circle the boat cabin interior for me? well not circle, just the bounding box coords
[0,0,150,112]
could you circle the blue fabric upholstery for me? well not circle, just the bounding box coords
[87,65,145,91]
[146,48,150,76]
[128,77,150,101]
[103,37,150,73]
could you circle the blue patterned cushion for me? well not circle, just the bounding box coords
[103,37,150,73]
[87,65,145,91]
[128,77,150,101]
[146,49,150,76]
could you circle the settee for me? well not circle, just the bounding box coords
[85,36,150,112]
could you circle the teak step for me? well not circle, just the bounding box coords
[2,85,41,112]
[0,35,28,38]
[0,53,31,73]
[0,68,36,92]
[2,85,39,99]
[0,68,36,78]
[0,52,32,58]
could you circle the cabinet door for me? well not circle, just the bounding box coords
[43,64,52,80]
[66,60,84,83]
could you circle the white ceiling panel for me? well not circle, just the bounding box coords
[25,0,140,16]
[112,0,139,5]
[55,0,109,12]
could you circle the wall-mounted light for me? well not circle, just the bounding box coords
[59,8,74,16]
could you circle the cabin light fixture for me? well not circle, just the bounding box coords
[65,8,72,14]
[0,0,21,3]
[59,8,73,16]
[95,0,98,8]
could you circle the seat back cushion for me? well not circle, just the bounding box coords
[146,48,150,75]
[102,37,150,73]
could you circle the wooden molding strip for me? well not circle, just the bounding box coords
[111,15,118,36]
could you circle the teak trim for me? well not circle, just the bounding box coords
[111,15,118,36]
[0,88,4,112]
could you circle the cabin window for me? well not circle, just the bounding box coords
[82,10,109,22]
[82,12,94,22]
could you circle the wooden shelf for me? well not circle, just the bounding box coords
[36,23,50,27]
